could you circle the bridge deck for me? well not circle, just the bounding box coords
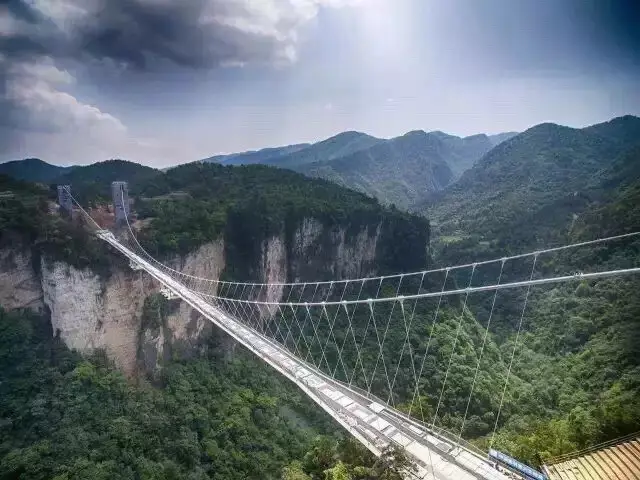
[98,231,510,480]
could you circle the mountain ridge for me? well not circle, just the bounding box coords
[422,114,640,252]
[0,158,75,183]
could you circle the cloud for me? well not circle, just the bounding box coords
[3,57,125,134]
[0,55,129,161]
[0,0,357,163]
[3,0,355,70]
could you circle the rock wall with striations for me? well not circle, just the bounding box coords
[0,214,420,376]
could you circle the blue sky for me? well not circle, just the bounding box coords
[2,0,639,167]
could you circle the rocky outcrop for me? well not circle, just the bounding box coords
[287,219,380,283]
[139,299,215,374]
[0,215,395,376]
[170,239,225,295]
[41,258,146,376]
[0,246,44,311]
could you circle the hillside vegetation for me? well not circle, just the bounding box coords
[107,162,428,279]
[412,115,640,464]
[423,115,640,253]
[0,307,336,480]
[0,158,74,183]
[202,129,504,208]
[0,175,114,273]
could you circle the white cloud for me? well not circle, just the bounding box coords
[1,0,367,165]
[6,57,125,135]
[1,56,134,163]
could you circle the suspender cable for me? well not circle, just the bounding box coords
[432,264,477,427]
[489,254,538,450]
[409,269,449,422]
[458,259,505,443]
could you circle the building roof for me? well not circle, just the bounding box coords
[543,433,640,480]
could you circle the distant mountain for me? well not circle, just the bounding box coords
[0,158,74,183]
[202,144,310,166]
[294,130,455,208]
[583,114,640,147]
[488,132,519,146]
[196,129,515,208]
[202,131,383,170]
[422,115,640,249]
[269,131,383,169]
[425,131,495,176]
[291,130,498,208]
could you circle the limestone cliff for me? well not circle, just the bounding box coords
[0,216,405,377]
[0,246,44,311]
[0,239,222,376]
[41,258,144,376]
[287,218,379,282]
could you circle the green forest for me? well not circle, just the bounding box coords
[0,307,413,480]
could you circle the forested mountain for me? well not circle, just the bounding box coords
[488,132,519,147]
[199,129,510,208]
[413,131,494,175]
[0,307,340,479]
[269,131,383,169]
[202,143,311,166]
[202,132,382,168]
[408,115,640,466]
[131,162,429,279]
[0,161,428,479]
[1,115,639,478]
[293,129,497,209]
[53,159,165,200]
[0,158,74,183]
[423,115,640,252]
[293,131,454,208]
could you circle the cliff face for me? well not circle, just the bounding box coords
[287,218,380,282]
[0,246,44,311]
[41,258,144,376]
[0,216,413,376]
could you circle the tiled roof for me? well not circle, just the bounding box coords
[543,434,640,480]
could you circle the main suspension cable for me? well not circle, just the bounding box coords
[71,189,640,292]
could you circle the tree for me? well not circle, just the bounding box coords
[282,461,312,480]
[323,461,352,480]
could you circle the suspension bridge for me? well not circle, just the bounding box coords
[65,185,640,480]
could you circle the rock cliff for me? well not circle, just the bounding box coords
[0,246,44,311]
[0,216,395,376]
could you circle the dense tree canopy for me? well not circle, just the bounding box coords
[0,308,336,480]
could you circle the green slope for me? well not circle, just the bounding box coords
[197,129,504,210]
[488,132,519,147]
[53,159,168,205]
[427,131,495,176]
[423,116,640,251]
[0,158,74,183]
[296,130,489,209]
[0,307,335,480]
[132,162,429,277]
[202,143,311,166]
[268,131,383,168]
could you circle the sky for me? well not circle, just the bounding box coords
[1,0,639,167]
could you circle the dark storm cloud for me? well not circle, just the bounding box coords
[1,0,325,71]
[6,0,43,24]
[76,0,261,69]
[1,0,337,158]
